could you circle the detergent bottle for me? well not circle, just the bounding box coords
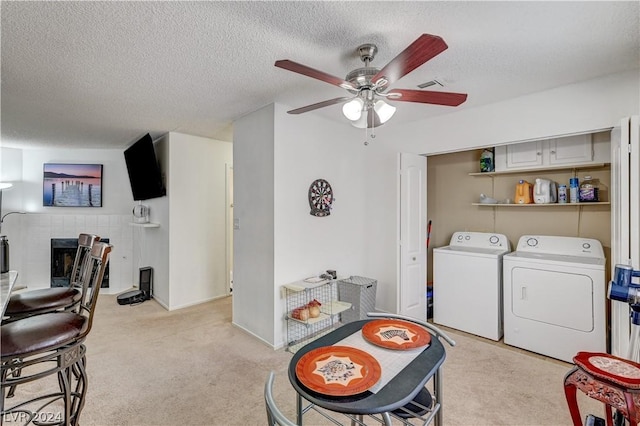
[480,148,494,172]
[579,176,600,202]
[514,180,534,204]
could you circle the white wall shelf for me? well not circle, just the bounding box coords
[472,202,610,207]
[129,222,160,228]
[469,163,609,177]
[286,301,351,325]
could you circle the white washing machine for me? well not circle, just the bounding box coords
[503,235,606,363]
[433,231,511,341]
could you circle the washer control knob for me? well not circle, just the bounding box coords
[457,234,464,240]
[465,235,470,240]
[583,242,591,250]
[526,238,538,247]
[489,235,499,244]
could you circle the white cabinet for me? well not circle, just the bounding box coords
[499,140,544,169]
[548,135,594,165]
[495,134,602,172]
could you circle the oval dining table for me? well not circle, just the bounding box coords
[288,318,447,426]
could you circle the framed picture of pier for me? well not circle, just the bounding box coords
[43,163,103,207]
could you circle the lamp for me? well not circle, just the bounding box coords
[0,212,26,234]
[343,97,396,129]
[0,183,21,273]
[350,112,370,129]
[342,98,364,121]
[348,100,397,129]
[373,99,396,123]
[0,182,25,233]
[0,183,13,222]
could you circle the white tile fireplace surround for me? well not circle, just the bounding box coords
[12,213,133,294]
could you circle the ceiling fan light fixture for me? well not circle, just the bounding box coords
[374,100,396,124]
[276,34,468,128]
[350,113,369,129]
[342,98,364,121]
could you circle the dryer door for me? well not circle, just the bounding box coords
[510,267,594,332]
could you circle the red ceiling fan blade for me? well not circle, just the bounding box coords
[387,89,467,106]
[372,34,448,88]
[275,60,355,90]
[287,97,352,115]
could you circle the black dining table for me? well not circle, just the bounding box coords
[288,318,446,425]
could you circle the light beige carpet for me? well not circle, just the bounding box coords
[8,294,603,425]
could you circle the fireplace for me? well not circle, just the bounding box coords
[51,238,109,288]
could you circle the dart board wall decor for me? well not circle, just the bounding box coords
[308,179,333,217]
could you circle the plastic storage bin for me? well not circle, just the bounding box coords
[337,276,377,323]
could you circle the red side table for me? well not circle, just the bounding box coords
[564,351,640,426]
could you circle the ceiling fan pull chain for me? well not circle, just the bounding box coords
[364,124,377,146]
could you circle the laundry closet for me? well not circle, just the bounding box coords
[426,131,612,357]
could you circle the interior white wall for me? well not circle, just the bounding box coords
[273,104,374,348]
[0,147,23,211]
[361,143,402,315]
[232,104,276,345]
[384,70,640,155]
[167,132,232,309]
[1,148,26,277]
[233,102,405,348]
[132,134,170,306]
[1,148,134,293]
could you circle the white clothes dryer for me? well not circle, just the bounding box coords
[503,235,606,363]
[433,231,511,341]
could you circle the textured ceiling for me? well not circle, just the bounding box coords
[1,1,639,149]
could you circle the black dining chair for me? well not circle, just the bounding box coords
[1,241,112,425]
[265,371,297,426]
[366,312,456,426]
[2,233,100,323]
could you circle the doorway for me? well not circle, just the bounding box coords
[226,163,234,294]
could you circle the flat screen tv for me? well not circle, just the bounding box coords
[124,133,166,201]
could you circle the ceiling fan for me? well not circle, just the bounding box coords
[275,33,467,129]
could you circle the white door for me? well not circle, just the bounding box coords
[226,164,234,294]
[611,116,640,357]
[399,153,427,320]
[511,267,594,332]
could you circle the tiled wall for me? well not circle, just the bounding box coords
[16,213,134,294]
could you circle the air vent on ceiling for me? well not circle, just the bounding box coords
[417,78,445,89]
